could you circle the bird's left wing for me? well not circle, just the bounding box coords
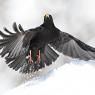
[50,31,95,61]
[0,22,36,71]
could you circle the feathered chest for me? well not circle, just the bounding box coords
[30,30,56,47]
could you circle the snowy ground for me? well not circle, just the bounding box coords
[2,61,95,95]
[0,0,95,95]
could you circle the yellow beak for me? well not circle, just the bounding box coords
[44,13,49,17]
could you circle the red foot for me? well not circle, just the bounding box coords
[37,50,41,63]
[26,50,33,64]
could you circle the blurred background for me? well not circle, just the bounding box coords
[1,0,95,95]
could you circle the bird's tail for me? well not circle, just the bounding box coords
[20,45,59,74]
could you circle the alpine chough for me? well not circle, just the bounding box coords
[0,14,95,73]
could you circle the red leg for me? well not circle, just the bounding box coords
[37,50,41,63]
[26,50,33,64]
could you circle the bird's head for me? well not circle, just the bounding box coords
[43,13,54,27]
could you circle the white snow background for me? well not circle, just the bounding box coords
[0,0,95,95]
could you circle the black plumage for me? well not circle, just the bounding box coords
[0,14,95,74]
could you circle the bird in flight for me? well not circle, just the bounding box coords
[0,14,95,74]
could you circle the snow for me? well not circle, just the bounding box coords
[2,61,95,95]
[0,0,95,95]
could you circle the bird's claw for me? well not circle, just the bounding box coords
[26,50,33,64]
[26,50,41,64]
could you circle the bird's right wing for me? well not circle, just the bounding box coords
[50,31,95,61]
[0,23,37,71]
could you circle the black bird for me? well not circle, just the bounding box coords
[0,14,95,74]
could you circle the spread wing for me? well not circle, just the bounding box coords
[0,22,37,71]
[50,31,95,61]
